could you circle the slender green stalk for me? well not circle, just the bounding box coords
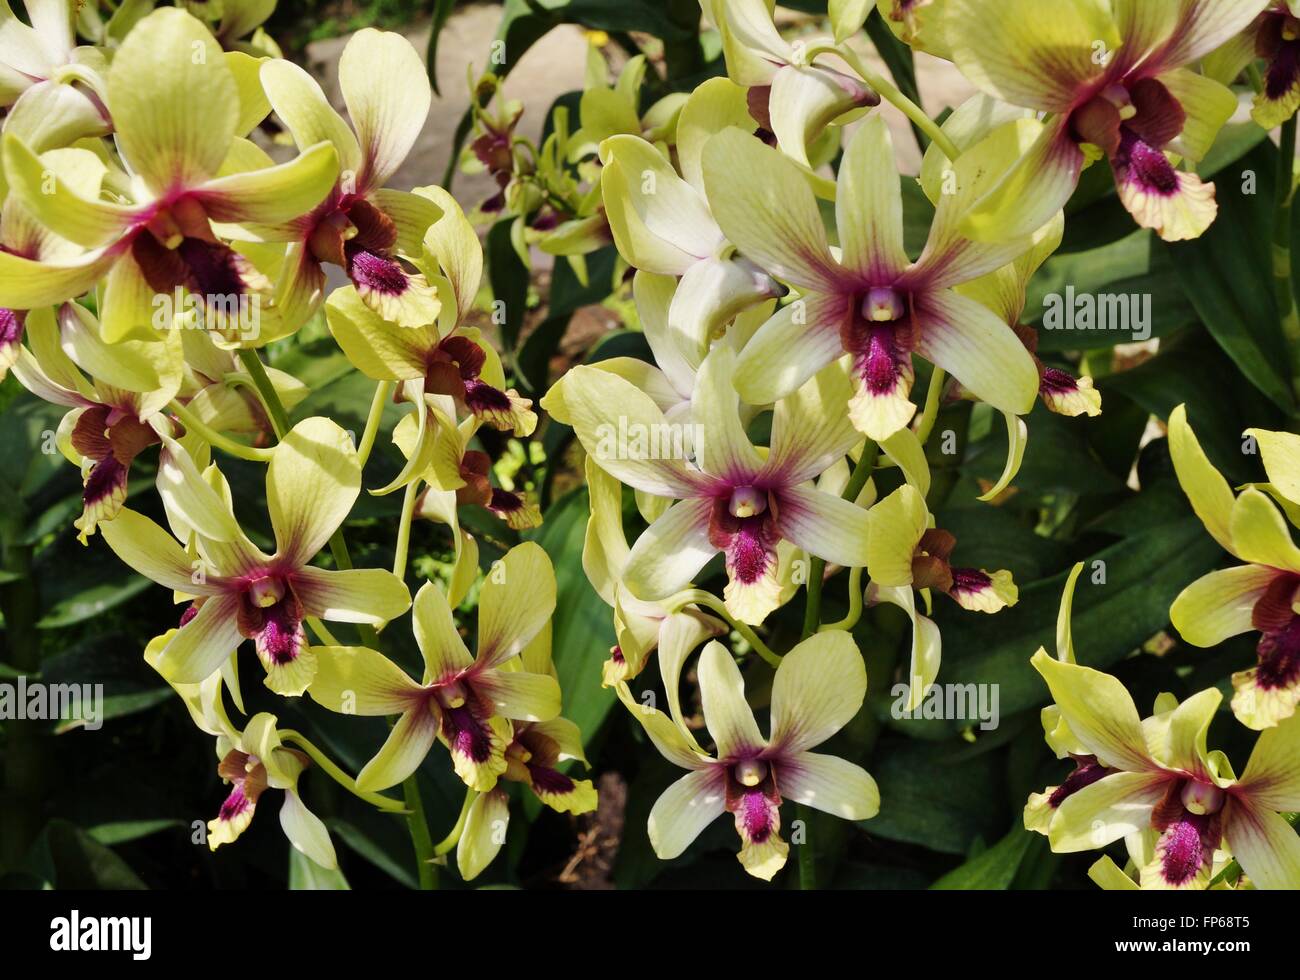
[391,478,422,582]
[914,367,948,446]
[403,776,440,889]
[305,616,341,647]
[1272,117,1300,389]
[819,566,864,632]
[168,400,275,462]
[433,789,477,857]
[357,380,394,469]
[235,348,290,438]
[815,44,962,162]
[279,729,409,813]
[800,443,878,642]
[665,590,782,667]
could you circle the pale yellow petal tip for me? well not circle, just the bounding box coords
[952,569,1018,613]
[1043,375,1102,418]
[723,569,785,627]
[261,646,318,698]
[1252,82,1300,131]
[1118,170,1217,244]
[1231,670,1300,731]
[1023,790,1055,836]
[738,836,790,882]
[848,382,917,442]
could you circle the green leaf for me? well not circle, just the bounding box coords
[424,0,457,95]
[528,487,616,746]
[930,826,1035,889]
[487,217,530,355]
[28,819,147,889]
[87,819,185,846]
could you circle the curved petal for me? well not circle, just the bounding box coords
[1144,686,1221,775]
[307,645,423,715]
[1247,428,1300,509]
[476,542,556,670]
[768,63,877,170]
[456,789,509,881]
[1048,770,1169,852]
[1168,403,1236,553]
[100,508,223,595]
[837,114,908,279]
[702,127,839,291]
[647,767,727,860]
[769,630,866,754]
[412,580,474,680]
[667,256,781,365]
[697,640,765,759]
[733,293,851,406]
[913,288,1039,417]
[1171,565,1278,647]
[356,706,438,792]
[1239,712,1300,812]
[280,790,338,871]
[259,56,362,175]
[157,593,245,684]
[1229,489,1300,573]
[196,141,339,225]
[338,28,430,190]
[324,285,432,381]
[765,359,859,486]
[1031,651,1154,773]
[268,416,361,566]
[1222,799,1300,890]
[473,668,561,722]
[772,485,871,568]
[623,497,719,601]
[1151,0,1273,71]
[692,345,763,480]
[866,485,928,588]
[107,8,239,191]
[779,750,879,820]
[293,566,411,624]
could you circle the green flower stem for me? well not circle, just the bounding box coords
[403,775,440,889]
[914,368,947,446]
[357,380,394,470]
[391,477,422,582]
[666,589,783,667]
[235,347,290,438]
[279,729,409,814]
[168,400,275,462]
[819,565,864,632]
[816,44,962,162]
[1272,117,1300,388]
[433,789,477,857]
[305,616,342,647]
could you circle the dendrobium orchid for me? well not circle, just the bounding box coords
[1027,652,1300,890]
[947,0,1270,242]
[1253,2,1300,128]
[206,712,338,871]
[621,634,879,880]
[0,8,342,345]
[710,115,1041,439]
[254,28,443,332]
[1169,405,1300,730]
[307,543,561,792]
[99,417,412,695]
[547,347,873,625]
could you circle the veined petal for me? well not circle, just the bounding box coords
[1031,652,1155,773]
[107,8,239,191]
[1160,69,1236,163]
[780,750,879,820]
[356,706,438,792]
[635,269,699,396]
[872,583,941,712]
[1230,488,1300,573]
[474,668,561,722]
[456,789,509,881]
[196,141,339,225]
[158,593,245,684]
[946,0,1116,112]
[1153,0,1273,70]
[658,612,721,746]
[702,127,839,291]
[1171,565,1278,647]
[268,416,361,567]
[769,630,867,754]
[1049,770,1168,852]
[698,640,765,759]
[1222,799,1300,890]
[772,485,871,569]
[293,566,411,625]
[623,497,717,601]
[766,358,860,485]
[733,293,852,406]
[837,114,908,279]
[648,767,727,859]
[866,484,928,587]
[100,508,222,595]
[1169,403,1236,554]
[476,542,555,670]
[914,288,1039,417]
[412,580,474,680]
[280,790,338,871]
[615,681,714,770]
[1144,687,1221,775]
[667,257,781,363]
[768,63,877,170]
[339,28,430,190]
[0,246,115,309]
[259,56,362,176]
[676,76,754,197]
[324,285,432,382]
[1247,428,1300,507]
[307,645,423,715]
[692,345,762,480]
[1239,712,1300,812]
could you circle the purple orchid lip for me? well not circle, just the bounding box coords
[710,496,777,587]
[348,249,412,296]
[441,702,494,763]
[1152,781,1222,887]
[1047,756,1114,808]
[1255,616,1300,691]
[0,307,24,348]
[217,784,252,822]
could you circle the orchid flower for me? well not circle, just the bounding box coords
[307,543,561,793]
[545,346,872,625]
[206,712,338,871]
[619,634,879,881]
[866,479,1017,709]
[0,0,110,152]
[1,10,341,345]
[1168,405,1300,730]
[699,0,880,170]
[253,28,443,332]
[711,114,1041,439]
[176,329,308,443]
[1026,653,1300,890]
[569,47,686,161]
[946,0,1270,243]
[9,305,184,541]
[1253,3,1300,128]
[99,416,412,695]
[598,79,785,350]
